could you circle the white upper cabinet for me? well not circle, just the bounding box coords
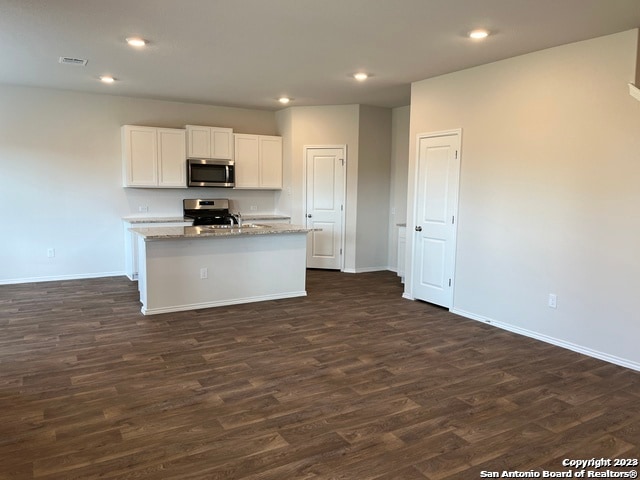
[186,125,233,159]
[123,126,157,187]
[234,134,283,189]
[156,129,187,187]
[122,125,187,188]
[260,136,284,189]
[234,134,260,187]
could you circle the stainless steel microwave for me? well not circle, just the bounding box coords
[187,159,235,188]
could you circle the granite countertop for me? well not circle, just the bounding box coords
[122,216,190,224]
[242,214,291,221]
[130,223,309,240]
[123,214,291,224]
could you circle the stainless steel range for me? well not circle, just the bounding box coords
[183,198,239,226]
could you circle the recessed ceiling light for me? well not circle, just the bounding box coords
[278,96,291,104]
[353,72,369,81]
[100,75,115,84]
[126,37,147,47]
[469,29,490,40]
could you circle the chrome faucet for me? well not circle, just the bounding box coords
[229,213,242,227]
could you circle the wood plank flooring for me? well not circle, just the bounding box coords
[0,270,638,479]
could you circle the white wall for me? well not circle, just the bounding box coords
[636,32,640,86]
[0,87,399,283]
[276,105,394,273]
[356,105,392,271]
[406,30,640,369]
[276,105,361,271]
[0,85,279,283]
[387,105,410,272]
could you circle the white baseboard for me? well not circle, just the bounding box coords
[342,266,391,274]
[142,291,307,315]
[0,271,125,285]
[451,308,640,373]
[355,266,390,273]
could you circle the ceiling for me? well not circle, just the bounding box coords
[1,0,639,110]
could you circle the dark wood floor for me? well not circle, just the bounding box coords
[0,270,638,479]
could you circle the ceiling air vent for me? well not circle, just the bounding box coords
[58,56,88,66]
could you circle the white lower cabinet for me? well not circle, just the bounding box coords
[397,226,406,283]
[122,125,187,188]
[234,134,283,189]
[123,220,192,280]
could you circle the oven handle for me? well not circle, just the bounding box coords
[226,165,235,186]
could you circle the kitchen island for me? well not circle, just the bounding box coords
[130,224,310,315]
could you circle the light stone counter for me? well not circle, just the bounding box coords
[122,215,190,224]
[122,214,291,224]
[242,214,291,222]
[129,223,308,240]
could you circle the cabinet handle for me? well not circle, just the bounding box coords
[307,214,312,218]
[415,226,422,232]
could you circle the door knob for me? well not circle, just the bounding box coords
[415,226,422,232]
[307,214,312,218]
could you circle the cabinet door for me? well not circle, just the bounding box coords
[234,134,260,188]
[124,220,192,280]
[211,128,234,159]
[186,125,211,158]
[397,226,406,281]
[122,126,157,187]
[157,128,187,187]
[260,136,283,189]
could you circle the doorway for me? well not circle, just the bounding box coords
[304,146,346,270]
[411,130,461,308]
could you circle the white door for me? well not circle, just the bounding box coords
[305,147,345,270]
[412,132,461,308]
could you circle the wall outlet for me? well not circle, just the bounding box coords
[250,205,258,211]
[47,248,55,258]
[138,205,149,213]
[200,267,208,279]
[548,293,557,309]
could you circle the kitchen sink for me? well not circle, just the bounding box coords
[195,223,268,231]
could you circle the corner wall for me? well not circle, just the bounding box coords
[636,31,640,86]
[388,105,410,272]
[407,29,640,369]
[356,105,392,271]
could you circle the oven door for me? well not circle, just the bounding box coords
[187,159,235,187]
